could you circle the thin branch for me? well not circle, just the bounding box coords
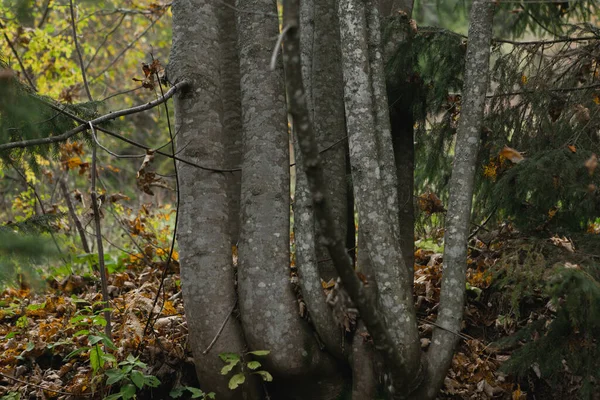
[85,13,127,72]
[202,301,237,354]
[270,25,292,71]
[487,82,600,98]
[38,96,240,173]
[100,85,143,102]
[0,20,37,91]
[89,122,112,338]
[493,35,598,46]
[59,178,92,255]
[91,16,161,82]
[140,71,181,345]
[69,0,93,101]
[0,81,188,152]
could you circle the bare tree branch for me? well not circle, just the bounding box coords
[0,81,188,152]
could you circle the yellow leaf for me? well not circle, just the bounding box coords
[521,74,527,85]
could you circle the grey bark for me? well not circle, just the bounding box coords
[219,0,243,244]
[417,1,495,398]
[170,1,249,398]
[235,1,339,396]
[351,321,378,399]
[338,0,422,390]
[295,0,347,359]
[380,4,416,277]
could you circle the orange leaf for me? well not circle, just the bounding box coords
[567,145,576,153]
[499,146,525,164]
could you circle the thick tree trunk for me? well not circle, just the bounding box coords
[170,1,249,398]
[235,1,342,397]
[338,0,422,392]
[416,1,495,398]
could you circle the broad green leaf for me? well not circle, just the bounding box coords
[219,352,240,363]
[254,370,273,382]
[220,359,239,375]
[169,386,184,398]
[169,386,185,399]
[131,370,144,389]
[105,369,126,385]
[65,347,88,360]
[186,387,205,398]
[120,383,137,400]
[207,393,216,399]
[248,350,270,357]
[88,335,103,345]
[144,374,160,388]
[228,373,246,390]
[246,361,261,370]
[89,345,104,372]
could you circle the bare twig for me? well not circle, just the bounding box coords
[0,81,188,152]
[270,25,292,71]
[203,301,237,354]
[88,122,112,338]
[140,69,181,345]
[91,16,162,81]
[59,178,91,255]
[70,0,93,101]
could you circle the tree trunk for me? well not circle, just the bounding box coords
[380,1,416,276]
[416,1,495,398]
[295,0,348,360]
[170,1,250,398]
[235,1,342,397]
[220,0,243,245]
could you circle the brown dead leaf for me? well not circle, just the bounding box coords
[499,146,525,164]
[550,235,575,253]
[567,145,576,153]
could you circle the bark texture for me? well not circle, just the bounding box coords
[219,0,243,244]
[380,3,416,275]
[338,0,422,390]
[295,0,347,359]
[235,1,338,395]
[170,1,248,397]
[419,1,495,398]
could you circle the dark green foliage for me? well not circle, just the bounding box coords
[492,149,599,232]
[0,59,102,167]
[499,264,600,399]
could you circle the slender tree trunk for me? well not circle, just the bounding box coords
[379,1,416,276]
[170,1,250,398]
[235,1,342,397]
[416,1,495,398]
[296,0,348,360]
[338,0,422,391]
[219,0,243,245]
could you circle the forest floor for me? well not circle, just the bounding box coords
[0,230,596,399]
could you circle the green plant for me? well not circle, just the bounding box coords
[65,301,116,374]
[169,386,215,399]
[219,350,273,390]
[104,354,161,400]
